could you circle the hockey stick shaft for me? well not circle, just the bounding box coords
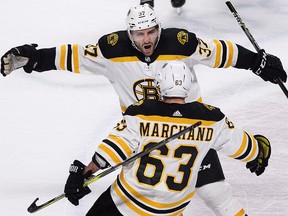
[84,121,201,186]
[226,1,288,99]
[27,121,201,213]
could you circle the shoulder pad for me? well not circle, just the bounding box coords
[158,28,198,56]
[98,30,136,59]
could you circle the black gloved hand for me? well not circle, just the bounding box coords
[1,44,39,76]
[171,0,186,8]
[64,160,92,206]
[251,49,287,84]
[140,0,154,7]
[246,135,271,176]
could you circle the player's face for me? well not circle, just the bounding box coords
[131,26,159,56]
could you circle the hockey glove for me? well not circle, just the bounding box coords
[140,0,154,7]
[64,160,92,206]
[1,44,39,76]
[171,0,186,8]
[251,49,287,84]
[246,135,271,176]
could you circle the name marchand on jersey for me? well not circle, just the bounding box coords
[129,100,220,142]
[139,121,214,142]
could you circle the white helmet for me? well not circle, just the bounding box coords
[126,4,161,48]
[155,61,194,98]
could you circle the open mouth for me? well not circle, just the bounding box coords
[144,44,152,50]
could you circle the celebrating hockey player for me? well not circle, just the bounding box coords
[64,61,272,216]
[1,3,285,216]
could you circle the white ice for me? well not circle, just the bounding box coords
[0,0,287,215]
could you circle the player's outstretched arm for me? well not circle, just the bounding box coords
[1,44,40,76]
[246,134,271,176]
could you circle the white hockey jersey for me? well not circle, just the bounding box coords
[48,28,240,111]
[95,100,259,216]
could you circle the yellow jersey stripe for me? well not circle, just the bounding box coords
[113,182,154,216]
[98,143,122,165]
[242,135,258,162]
[108,135,133,157]
[196,97,203,102]
[120,104,126,113]
[109,55,189,63]
[213,39,221,68]
[119,171,195,209]
[229,131,247,158]
[72,44,80,73]
[224,40,234,68]
[110,56,139,62]
[156,55,188,61]
[235,208,246,216]
[60,45,67,70]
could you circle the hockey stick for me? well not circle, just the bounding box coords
[27,121,202,213]
[226,1,288,99]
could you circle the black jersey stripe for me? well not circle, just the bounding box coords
[102,139,127,161]
[219,40,227,68]
[116,177,190,214]
[66,44,72,72]
[235,132,252,160]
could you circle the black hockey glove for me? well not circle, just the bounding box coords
[246,135,271,176]
[1,44,39,76]
[251,49,287,84]
[64,160,92,206]
[140,0,154,7]
[171,0,186,8]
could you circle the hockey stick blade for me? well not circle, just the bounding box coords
[27,121,201,213]
[226,1,288,99]
[27,198,39,213]
[27,194,65,213]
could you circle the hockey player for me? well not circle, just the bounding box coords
[0,3,285,216]
[64,61,272,216]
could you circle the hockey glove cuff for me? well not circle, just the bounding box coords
[246,135,271,176]
[251,49,287,83]
[64,160,92,206]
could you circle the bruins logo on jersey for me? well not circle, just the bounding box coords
[177,31,189,45]
[107,33,119,46]
[204,104,216,111]
[133,78,160,102]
